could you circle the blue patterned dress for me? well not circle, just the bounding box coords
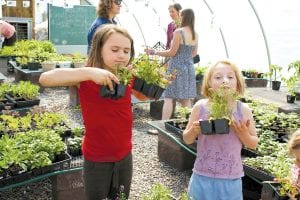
[164,30,197,99]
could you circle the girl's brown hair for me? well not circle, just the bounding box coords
[87,24,135,69]
[168,3,182,12]
[201,60,245,98]
[97,0,114,18]
[288,129,300,156]
[180,9,196,40]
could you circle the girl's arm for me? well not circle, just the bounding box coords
[231,103,259,149]
[183,101,201,144]
[39,67,119,90]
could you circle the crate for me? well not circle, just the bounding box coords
[261,182,290,200]
[51,170,86,200]
[158,131,196,171]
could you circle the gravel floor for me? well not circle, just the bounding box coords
[0,87,191,200]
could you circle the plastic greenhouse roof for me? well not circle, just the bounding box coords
[89,0,300,73]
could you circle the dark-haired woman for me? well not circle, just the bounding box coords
[87,0,122,53]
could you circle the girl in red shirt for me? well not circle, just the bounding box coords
[39,24,135,200]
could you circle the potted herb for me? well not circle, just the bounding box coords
[264,64,282,90]
[132,55,172,99]
[200,85,237,135]
[100,65,133,99]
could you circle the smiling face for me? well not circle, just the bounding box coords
[210,63,238,92]
[169,7,180,21]
[101,32,131,73]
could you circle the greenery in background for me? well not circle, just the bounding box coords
[194,65,207,76]
[264,64,282,81]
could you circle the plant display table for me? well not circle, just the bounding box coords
[13,64,44,92]
[148,120,196,171]
[245,78,268,87]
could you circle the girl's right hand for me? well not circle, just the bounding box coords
[191,120,201,135]
[90,68,119,91]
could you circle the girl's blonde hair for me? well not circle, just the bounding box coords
[201,60,245,98]
[288,129,300,156]
[87,24,135,69]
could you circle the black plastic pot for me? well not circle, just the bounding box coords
[100,82,116,98]
[154,86,165,99]
[199,120,213,135]
[271,80,281,90]
[213,118,230,134]
[113,84,127,99]
[28,61,41,71]
[287,94,296,103]
[132,77,144,91]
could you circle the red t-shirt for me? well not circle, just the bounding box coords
[78,81,133,162]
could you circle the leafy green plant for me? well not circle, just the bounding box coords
[141,183,174,200]
[10,81,40,99]
[133,54,173,88]
[282,76,296,95]
[209,85,238,120]
[116,65,134,86]
[264,64,282,81]
[194,66,207,76]
[175,106,191,120]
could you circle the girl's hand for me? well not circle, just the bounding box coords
[90,68,119,91]
[144,48,155,55]
[231,118,250,137]
[191,120,201,135]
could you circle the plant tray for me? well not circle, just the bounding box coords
[164,120,187,139]
[243,164,275,181]
[5,94,40,108]
[261,182,290,200]
[51,153,72,172]
[241,147,259,158]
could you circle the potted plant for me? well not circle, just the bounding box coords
[283,76,297,103]
[100,65,133,99]
[264,64,282,90]
[71,53,87,68]
[200,85,237,135]
[132,55,172,99]
[288,60,300,100]
[194,66,207,82]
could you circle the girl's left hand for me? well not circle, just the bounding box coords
[231,118,250,136]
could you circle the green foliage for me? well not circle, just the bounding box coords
[132,54,174,88]
[10,81,40,99]
[116,65,134,86]
[209,85,238,120]
[194,66,207,76]
[141,183,173,200]
[175,106,191,119]
[264,64,282,81]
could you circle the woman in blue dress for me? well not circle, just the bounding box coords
[145,8,198,119]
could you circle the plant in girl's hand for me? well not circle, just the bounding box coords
[200,84,238,135]
[116,65,133,86]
